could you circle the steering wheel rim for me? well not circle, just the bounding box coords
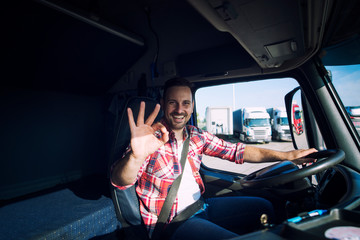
[240,149,345,189]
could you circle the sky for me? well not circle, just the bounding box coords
[195,64,360,120]
[327,65,360,106]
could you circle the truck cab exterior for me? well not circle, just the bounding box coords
[233,107,272,143]
[292,102,304,135]
[267,107,291,141]
[346,106,360,135]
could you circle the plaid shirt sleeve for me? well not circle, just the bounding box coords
[202,130,245,164]
[110,145,150,190]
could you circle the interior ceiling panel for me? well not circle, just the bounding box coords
[3,1,145,95]
[190,0,307,69]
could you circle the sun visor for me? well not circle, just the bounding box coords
[177,43,257,78]
[322,35,360,66]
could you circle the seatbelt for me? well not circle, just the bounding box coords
[151,138,190,240]
[161,197,204,239]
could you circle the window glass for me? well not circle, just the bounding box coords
[326,64,360,136]
[195,78,300,174]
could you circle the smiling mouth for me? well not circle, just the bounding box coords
[172,115,185,122]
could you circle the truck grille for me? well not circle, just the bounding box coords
[352,118,360,126]
[254,130,266,136]
[284,129,290,134]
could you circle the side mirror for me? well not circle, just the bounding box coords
[285,87,309,150]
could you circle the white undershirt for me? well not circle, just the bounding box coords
[176,141,201,214]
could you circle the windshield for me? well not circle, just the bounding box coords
[246,118,270,127]
[326,65,360,136]
[346,106,360,117]
[279,117,289,125]
[294,110,301,120]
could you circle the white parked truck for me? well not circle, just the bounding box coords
[266,107,292,141]
[233,107,271,143]
[205,106,233,135]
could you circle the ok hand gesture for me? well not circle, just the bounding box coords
[127,101,169,161]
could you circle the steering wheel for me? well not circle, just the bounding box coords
[240,149,345,188]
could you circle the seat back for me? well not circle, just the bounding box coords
[109,96,162,239]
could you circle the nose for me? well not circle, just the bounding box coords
[174,103,184,114]
[174,103,182,113]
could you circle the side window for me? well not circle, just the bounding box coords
[326,65,360,137]
[195,78,300,174]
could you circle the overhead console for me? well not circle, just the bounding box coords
[177,42,260,79]
[188,0,331,73]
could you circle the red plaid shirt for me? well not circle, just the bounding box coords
[111,119,245,236]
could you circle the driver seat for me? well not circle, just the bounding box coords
[109,96,162,239]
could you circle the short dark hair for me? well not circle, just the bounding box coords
[163,77,194,100]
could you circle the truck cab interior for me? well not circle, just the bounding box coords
[1,0,360,239]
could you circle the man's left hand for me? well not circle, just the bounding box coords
[288,148,318,165]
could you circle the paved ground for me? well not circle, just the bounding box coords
[202,137,295,175]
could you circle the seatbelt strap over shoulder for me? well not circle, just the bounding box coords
[151,138,190,240]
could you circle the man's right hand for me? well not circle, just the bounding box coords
[127,101,169,161]
[111,101,168,187]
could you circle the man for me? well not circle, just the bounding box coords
[111,77,317,239]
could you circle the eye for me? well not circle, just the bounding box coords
[183,101,191,106]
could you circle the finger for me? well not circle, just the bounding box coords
[145,104,161,125]
[160,127,169,143]
[292,157,314,165]
[292,149,318,164]
[127,108,136,130]
[300,148,318,160]
[302,157,316,163]
[152,122,169,143]
[158,124,169,143]
[305,148,318,155]
[137,101,145,126]
[294,148,317,159]
[152,122,165,132]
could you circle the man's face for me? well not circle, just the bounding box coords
[162,86,194,131]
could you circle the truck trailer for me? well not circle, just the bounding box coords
[233,107,271,143]
[266,107,291,141]
[205,106,233,135]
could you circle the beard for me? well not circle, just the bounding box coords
[166,113,189,130]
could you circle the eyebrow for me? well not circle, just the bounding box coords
[167,99,192,103]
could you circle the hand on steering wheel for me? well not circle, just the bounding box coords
[240,149,345,188]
